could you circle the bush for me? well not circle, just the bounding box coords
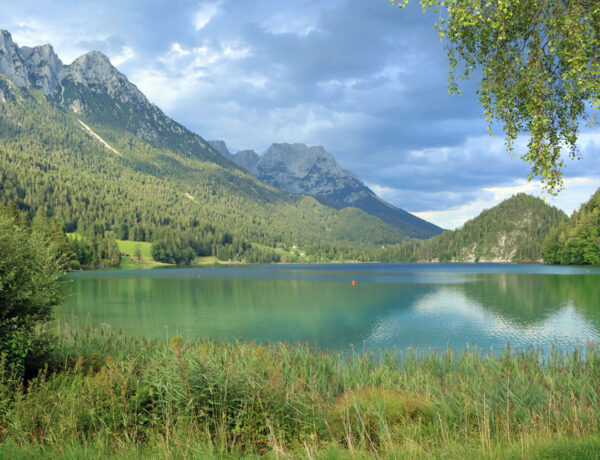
[0,206,64,376]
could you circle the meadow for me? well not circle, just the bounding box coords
[1,324,599,459]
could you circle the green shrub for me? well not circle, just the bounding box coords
[0,205,64,376]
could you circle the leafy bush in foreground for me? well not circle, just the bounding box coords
[0,204,64,376]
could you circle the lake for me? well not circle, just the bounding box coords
[59,263,600,354]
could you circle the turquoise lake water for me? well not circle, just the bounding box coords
[59,263,600,353]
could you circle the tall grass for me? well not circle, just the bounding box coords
[1,324,600,458]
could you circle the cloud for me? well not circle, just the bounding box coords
[132,38,252,114]
[193,2,220,30]
[111,46,134,66]
[261,14,319,37]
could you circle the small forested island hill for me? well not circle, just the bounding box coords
[1,9,600,459]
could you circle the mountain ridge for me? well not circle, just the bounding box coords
[0,28,441,243]
[0,30,232,168]
[0,29,415,260]
[208,140,443,239]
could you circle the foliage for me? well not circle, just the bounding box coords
[542,188,600,264]
[0,203,64,375]
[1,324,600,457]
[393,0,600,193]
[379,193,567,262]
[0,76,403,266]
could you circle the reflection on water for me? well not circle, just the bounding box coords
[58,264,600,353]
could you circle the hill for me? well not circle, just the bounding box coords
[208,140,442,239]
[542,188,600,265]
[0,30,408,261]
[380,194,568,263]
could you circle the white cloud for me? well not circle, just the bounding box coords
[159,40,250,67]
[262,15,318,36]
[193,2,220,30]
[111,46,134,66]
[413,197,496,230]
[131,40,253,112]
[169,43,191,57]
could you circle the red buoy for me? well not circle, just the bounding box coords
[352,280,356,287]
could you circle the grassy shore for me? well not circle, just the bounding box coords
[1,325,600,458]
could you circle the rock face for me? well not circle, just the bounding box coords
[207,140,235,161]
[0,30,31,88]
[21,44,63,95]
[208,141,260,174]
[232,150,260,174]
[0,30,63,93]
[257,143,363,197]
[209,141,443,239]
[0,29,229,166]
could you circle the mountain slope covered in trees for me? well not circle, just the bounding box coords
[379,194,568,263]
[542,188,600,265]
[0,30,417,262]
[0,75,403,255]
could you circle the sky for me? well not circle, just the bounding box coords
[3,0,599,229]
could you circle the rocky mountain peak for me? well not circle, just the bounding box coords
[59,49,151,117]
[208,140,261,173]
[214,139,443,238]
[233,149,260,174]
[0,29,30,88]
[208,140,233,159]
[62,51,124,89]
[260,143,355,182]
[20,44,63,95]
[0,30,14,49]
[0,30,64,95]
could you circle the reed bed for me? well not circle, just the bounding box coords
[1,323,600,458]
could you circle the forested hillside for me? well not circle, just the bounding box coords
[378,194,568,263]
[0,75,403,263]
[542,189,600,265]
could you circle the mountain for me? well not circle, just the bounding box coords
[232,149,261,173]
[207,140,235,161]
[0,30,408,259]
[380,194,568,263]
[0,31,229,167]
[208,140,442,239]
[542,188,600,265]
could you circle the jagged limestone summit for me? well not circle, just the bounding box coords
[209,140,442,239]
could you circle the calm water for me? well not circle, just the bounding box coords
[59,263,600,353]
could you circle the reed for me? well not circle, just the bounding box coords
[1,324,600,458]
